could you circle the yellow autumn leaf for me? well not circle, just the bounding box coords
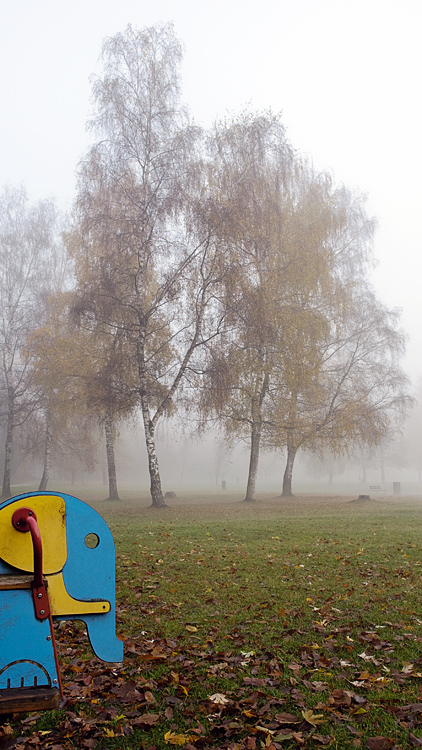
[255,725,274,735]
[301,709,324,727]
[186,625,198,632]
[164,730,197,745]
[104,728,115,737]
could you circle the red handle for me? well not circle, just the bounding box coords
[11,503,64,699]
[12,506,49,619]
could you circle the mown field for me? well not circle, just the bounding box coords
[3,491,422,750]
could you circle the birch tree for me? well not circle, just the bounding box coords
[267,284,413,496]
[33,216,71,491]
[0,185,59,499]
[28,289,138,500]
[197,113,341,501]
[69,24,221,507]
[262,180,412,497]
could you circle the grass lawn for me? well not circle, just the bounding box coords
[3,491,422,749]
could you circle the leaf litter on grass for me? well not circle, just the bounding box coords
[4,495,422,749]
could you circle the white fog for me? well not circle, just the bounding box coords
[0,0,421,500]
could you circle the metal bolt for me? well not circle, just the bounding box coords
[53,679,57,684]
[37,592,43,598]
[40,609,45,615]
[46,636,51,641]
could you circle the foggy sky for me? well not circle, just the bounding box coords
[1,0,421,380]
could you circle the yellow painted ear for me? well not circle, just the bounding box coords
[0,496,67,574]
[47,572,110,615]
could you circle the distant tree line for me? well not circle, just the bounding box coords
[0,24,413,506]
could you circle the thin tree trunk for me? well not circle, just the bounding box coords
[281,390,298,497]
[1,387,14,500]
[380,456,385,484]
[145,420,166,507]
[104,412,120,501]
[139,390,166,507]
[244,366,269,503]
[38,411,52,491]
[282,444,297,497]
[137,325,166,508]
[244,420,262,502]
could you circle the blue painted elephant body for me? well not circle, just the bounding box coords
[59,493,123,662]
[0,492,123,698]
[0,587,58,689]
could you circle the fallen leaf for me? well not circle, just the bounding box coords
[366,738,395,750]
[164,730,197,745]
[255,725,274,735]
[275,712,301,724]
[132,713,160,726]
[301,709,324,727]
[208,693,229,705]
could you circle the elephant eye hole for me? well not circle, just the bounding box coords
[85,533,100,549]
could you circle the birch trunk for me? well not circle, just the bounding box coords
[137,323,166,507]
[104,412,120,501]
[380,457,386,484]
[38,412,52,491]
[143,414,166,507]
[282,443,297,497]
[1,387,14,500]
[244,365,269,503]
[244,420,262,502]
[281,390,298,497]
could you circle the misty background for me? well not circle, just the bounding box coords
[1,0,421,498]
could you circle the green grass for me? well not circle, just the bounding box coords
[4,492,422,749]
